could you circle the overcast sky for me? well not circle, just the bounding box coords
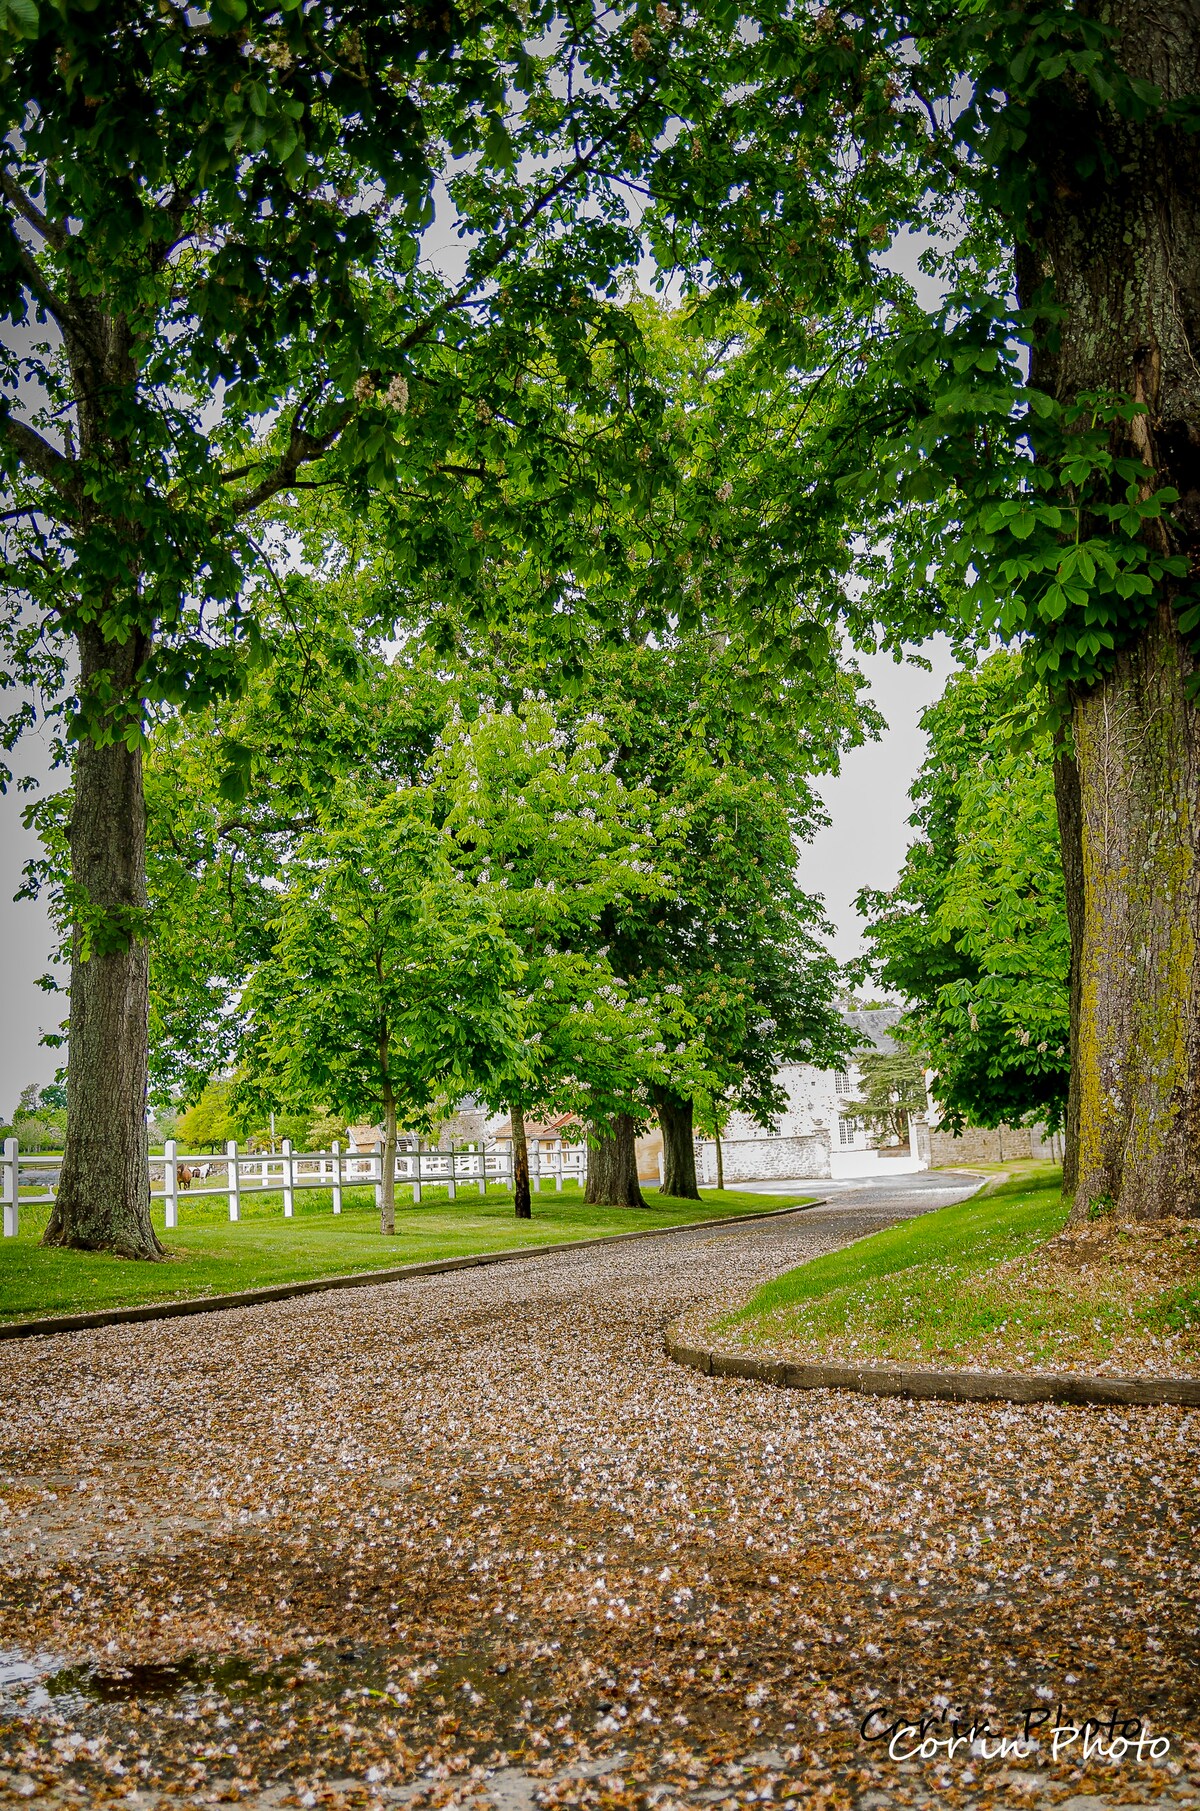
[0,719,64,1118]
[796,639,957,968]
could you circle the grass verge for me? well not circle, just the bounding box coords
[0,1182,814,1324]
[718,1166,1200,1376]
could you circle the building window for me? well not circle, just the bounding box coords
[838,1116,862,1147]
[834,1070,852,1096]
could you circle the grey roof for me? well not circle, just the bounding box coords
[840,1006,903,1055]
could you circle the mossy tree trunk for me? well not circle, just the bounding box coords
[511,1105,532,1219]
[1020,0,1200,1220]
[654,1090,701,1199]
[584,1113,646,1207]
[42,624,162,1261]
[1051,741,1084,1200]
[1072,612,1200,1217]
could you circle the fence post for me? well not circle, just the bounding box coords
[554,1137,564,1193]
[164,1138,178,1231]
[331,1140,342,1214]
[282,1137,294,1218]
[226,1139,241,1222]
[3,1136,17,1238]
[374,1141,383,1214]
[446,1143,456,1203]
[532,1139,541,1193]
[477,1142,486,1197]
[412,1145,422,1207]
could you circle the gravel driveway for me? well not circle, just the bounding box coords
[1,1175,1196,1811]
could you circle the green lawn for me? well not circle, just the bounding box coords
[0,1182,814,1324]
[719,1167,1073,1362]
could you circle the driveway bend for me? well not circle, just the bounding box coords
[1,1173,1196,1811]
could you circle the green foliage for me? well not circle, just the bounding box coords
[858,653,1070,1132]
[175,1080,242,1153]
[304,1111,349,1152]
[436,698,706,1127]
[410,295,874,1123]
[9,1082,67,1150]
[742,4,1200,692]
[14,1082,55,1120]
[0,1,882,773]
[141,632,449,1102]
[235,787,524,1138]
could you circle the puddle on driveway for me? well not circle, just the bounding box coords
[0,1637,650,1808]
[0,1643,308,1719]
[0,1635,542,1726]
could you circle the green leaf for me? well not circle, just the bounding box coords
[0,0,37,36]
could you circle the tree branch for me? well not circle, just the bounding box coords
[0,171,69,251]
[0,414,79,498]
[230,406,354,517]
[0,217,75,333]
[397,80,664,360]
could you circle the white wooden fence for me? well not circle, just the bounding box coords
[1,1136,588,1236]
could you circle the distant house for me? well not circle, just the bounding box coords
[694,1007,931,1183]
[347,1124,418,1154]
[346,1101,496,1155]
[489,1112,584,1154]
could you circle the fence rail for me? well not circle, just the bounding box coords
[1,1135,589,1237]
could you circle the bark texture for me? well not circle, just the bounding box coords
[584,1113,646,1207]
[42,626,161,1260]
[654,1092,700,1199]
[1052,741,1085,1200]
[511,1106,532,1219]
[1020,0,1200,1219]
[1072,610,1200,1216]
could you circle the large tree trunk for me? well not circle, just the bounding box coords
[1052,739,1084,1199]
[1020,0,1200,1220]
[584,1113,646,1207]
[1072,610,1200,1218]
[42,626,161,1261]
[511,1105,532,1219]
[654,1091,701,1199]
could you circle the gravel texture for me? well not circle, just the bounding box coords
[1,1173,1197,1811]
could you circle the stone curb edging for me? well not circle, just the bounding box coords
[0,1197,828,1342]
[664,1326,1200,1408]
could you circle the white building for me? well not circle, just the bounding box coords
[695,1007,931,1183]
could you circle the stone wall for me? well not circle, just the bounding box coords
[696,1133,830,1182]
[927,1122,1060,1166]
